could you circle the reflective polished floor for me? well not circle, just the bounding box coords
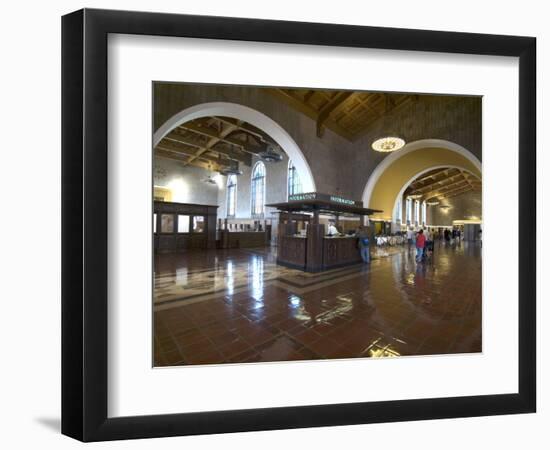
[154,242,482,366]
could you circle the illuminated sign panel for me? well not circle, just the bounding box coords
[288,192,317,201]
[330,196,355,205]
[288,192,361,206]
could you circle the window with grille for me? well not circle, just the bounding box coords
[287,160,303,198]
[251,162,266,216]
[226,174,237,217]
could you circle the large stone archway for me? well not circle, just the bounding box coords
[153,102,316,192]
[390,165,482,223]
[362,139,481,220]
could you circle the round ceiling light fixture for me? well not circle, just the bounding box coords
[372,136,406,153]
[426,199,440,206]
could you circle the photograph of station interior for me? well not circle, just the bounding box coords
[153,83,482,367]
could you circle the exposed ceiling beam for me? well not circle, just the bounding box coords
[410,172,465,195]
[180,120,241,166]
[316,91,354,137]
[160,137,202,153]
[156,144,231,168]
[212,116,278,147]
[268,88,354,141]
[458,169,482,190]
[303,90,316,103]
[443,186,481,200]
[159,134,252,166]
[155,149,225,172]
[434,184,476,200]
[410,168,454,186]
[176,122,264,155]
[418,179,471,200]
[351,95,416,142]
[409,169,481,196]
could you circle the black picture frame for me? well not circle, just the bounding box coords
[61,8,536,442]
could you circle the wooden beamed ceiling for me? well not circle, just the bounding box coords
[404,167,482,201]
[154,116,278,172]
[269,88,417,141]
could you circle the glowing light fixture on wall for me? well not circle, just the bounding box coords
[201,175,217,185]
[371,96,406,153]
[202,163,223,187]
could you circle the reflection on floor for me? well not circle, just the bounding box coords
[154,242,482,366]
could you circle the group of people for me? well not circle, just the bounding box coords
[442,227,462,245]
[406,227,435,263]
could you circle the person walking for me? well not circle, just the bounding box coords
[415,229,426,262]
[444,228,451,245]
[424,229,433,259]
[357,226,370,263]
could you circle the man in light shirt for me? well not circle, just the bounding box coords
[327,221,339,236]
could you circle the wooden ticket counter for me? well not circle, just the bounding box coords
[154,201,217,253]
[219,231,269,249]
[217,218,272,249]
[267,193,381,272]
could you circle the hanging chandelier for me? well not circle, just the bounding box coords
[371,95,406,153]
[218,159,243,176]
[258,143,283,163]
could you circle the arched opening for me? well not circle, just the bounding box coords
[153,102,316,192]
[362,139,481,222]
[391,165,482,224]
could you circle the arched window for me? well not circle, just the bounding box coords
[251,162,266,216]
[414,200,420,225]
[226,174,237,217]
[287,160,303,198]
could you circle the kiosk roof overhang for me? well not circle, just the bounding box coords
[266,199,382,216]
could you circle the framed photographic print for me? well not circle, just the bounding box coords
[61,8,536,442]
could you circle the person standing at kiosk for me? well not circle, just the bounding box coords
[327,221,339,236]
[357,226,370,263]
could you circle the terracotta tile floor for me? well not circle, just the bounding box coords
[154,242,482,366]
